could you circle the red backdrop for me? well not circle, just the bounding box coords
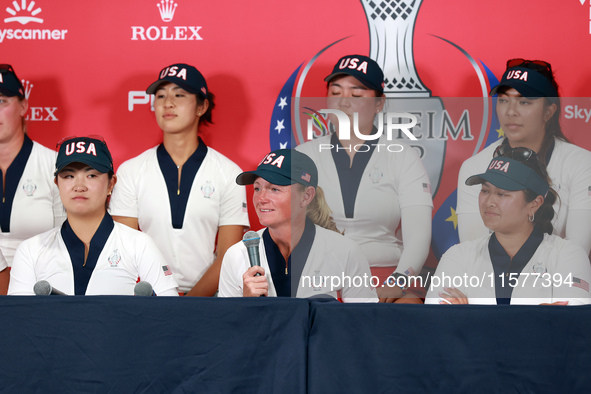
[4,0,591,247]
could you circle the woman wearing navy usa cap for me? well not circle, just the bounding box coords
[110,63,249,296]
[8,136,179,296]
[457,59,591,255]
[0,64,65,294]
[218,149,377,302]
[296,54,433,303]
[428,147,591,305]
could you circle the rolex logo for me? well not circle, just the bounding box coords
[157,0,178,22]
[22,79,60,122]
[21,79,33,99]
[131,0,202,41]
[4,0,43,25]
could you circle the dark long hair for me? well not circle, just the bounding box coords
[197,91,215,126]
[518,156,557,235]
[497,62,569,163]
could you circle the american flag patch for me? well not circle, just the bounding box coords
[404,267,416,277]
[242,202,248,212]
[301,172,311,182]
[162,265,173,276]
[573,277,589,292]
[422,183,431,194]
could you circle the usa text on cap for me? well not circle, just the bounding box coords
[489,67,558,98]
[466,157,549,197]
[55,137,114,176]
[236,149,318,188]
[146,63,208,98]
[324,55,385,94]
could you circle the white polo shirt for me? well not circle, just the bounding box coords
[0,137,65,267]
[425,232,591,305]
[219,224,378,302]
[457,138,591,243]
[8,215,179,296]
[296,133,433,268]
[110,142,249,292]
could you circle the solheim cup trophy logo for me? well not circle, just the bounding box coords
[360,0,445,195]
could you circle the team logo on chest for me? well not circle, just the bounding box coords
[368,167,383,184]
[108,249,121,267]
[532,262,547,274]
[201,181,215,198]
[22,179,37,196]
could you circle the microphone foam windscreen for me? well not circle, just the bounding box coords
[33,280,51,296]
[134,281,154,296]
[242,231,260,247]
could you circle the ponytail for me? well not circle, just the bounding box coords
[524,187,557,235]
[302,185,342,234]
[519,152,559,235]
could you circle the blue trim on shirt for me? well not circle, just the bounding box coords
[0,134,33,232]
[61,213,115,295]
[290,218,316,297]
[156,138,208,229]
[330,129,378,218]
[488,226,544,304]
[263,219,316,297]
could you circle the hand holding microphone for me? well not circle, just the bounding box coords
[242,231,267,297]
[242,266,268,297]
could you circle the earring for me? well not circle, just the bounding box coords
[198,112,201,116]
[529,212,535,222]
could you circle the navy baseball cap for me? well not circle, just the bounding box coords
[236,149,318,188]
[0,64,25,98]
[324,55,384,94]
[146,63,208,99]
[489,67,558,98]
[466,157,549,197]
[55,136,114,176]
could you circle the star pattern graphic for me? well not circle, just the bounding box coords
[270,66,301,150]
[270,94,291,149]
[445,206,458,230]
[496,127,505,138]
[278,97,288,110]
[275,119,285,134]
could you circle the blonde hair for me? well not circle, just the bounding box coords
[297,184,341,234]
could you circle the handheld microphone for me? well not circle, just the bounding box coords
[242,231,261,276]
[134,281,156,296]
[242,231,266,297]
[33,280,66,296]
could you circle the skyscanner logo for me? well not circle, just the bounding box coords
[0,0,68,42]
[4,0,42,25]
